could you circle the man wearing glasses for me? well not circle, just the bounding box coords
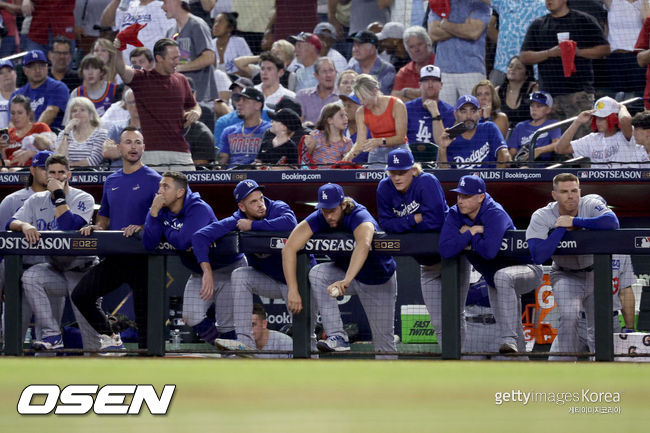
[47,35,80,92]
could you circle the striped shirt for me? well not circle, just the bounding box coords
[56,127,108,167]
[308,129,352,166]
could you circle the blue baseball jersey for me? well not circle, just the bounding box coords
[405,98,455,144]
[507,119,561,161]
[11,77,70,130]
[143,188,243,273]
[444,121,507,168]
[440,193,530,288]
[305,201,396,285]
[98,165,161,230]
[377,173,449,266]
[195,197,297,283]
[219,120,271,167]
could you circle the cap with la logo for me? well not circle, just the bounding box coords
[419,65,441,81]
[316,183,344,209]
[386,148,415,171]
[455,95,480,111]
[24,50,47,66]
[451,175,485,195]
[234,179,265,202]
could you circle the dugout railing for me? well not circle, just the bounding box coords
[3,229,648,361]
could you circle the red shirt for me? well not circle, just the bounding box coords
[392,54,436,92]
[635,17,650,110]
[28,1,75,45]
[129,69,197,153]
[6,122,51,166]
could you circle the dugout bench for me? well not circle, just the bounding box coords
[4,229,650,361]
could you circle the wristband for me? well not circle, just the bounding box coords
[382,138,387,146]
[432,115,442,121]
[402,89,408,98]
[52,189,67,207]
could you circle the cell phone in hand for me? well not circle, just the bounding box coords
[446,122,469,139]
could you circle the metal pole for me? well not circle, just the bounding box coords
[441,257,461,359]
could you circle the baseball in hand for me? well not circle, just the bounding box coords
[328,286,342,297]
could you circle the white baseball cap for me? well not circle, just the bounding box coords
[377,22,405,41]
[420,65,441,81]
[593,96,619,118]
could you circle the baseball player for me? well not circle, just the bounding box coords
[142,171,246,346]
[0,150,53,343]
[282,183,398,357]
[251,303,293,359]
[440,175,543,354]
[9,154,100,351]
[463,274,499,360]
[526,173,620,361]
[194,179,297,352]
[70,126,161,355]
[376,148,452,345]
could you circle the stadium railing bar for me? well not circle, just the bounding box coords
[3,229,648,360]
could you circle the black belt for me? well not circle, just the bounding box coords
[558,265,593,273]
[465,314,496,324]
[579,311,619,319]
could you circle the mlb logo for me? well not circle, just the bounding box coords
[270,238,287,249]
[579,171,589,179]
[356,172,367,180]
[635,237,650,248]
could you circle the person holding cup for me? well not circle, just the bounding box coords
[520,0,610,132]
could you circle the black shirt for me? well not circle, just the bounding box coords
[521,10,608,96]
[256,132,298,165]
[49,70,81,92]
[185,121,216,163]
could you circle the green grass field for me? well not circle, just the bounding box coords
[1,358,648,433]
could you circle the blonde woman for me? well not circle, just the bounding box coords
[56,97,108,167]
[472,79,509,138]
[302,103,352,167]
[337,70,358,96]
[344,74,408,167]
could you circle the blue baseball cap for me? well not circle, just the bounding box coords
[451,175,485,195]
[23,50,48,66]
[0,59,14,70]
[455,95,480,111]
[529,91,553,107]
[233,179,265,202]
[339,92,361,105]
[386,148,414,171]
[32,150,53,167]
[316,183,344,209]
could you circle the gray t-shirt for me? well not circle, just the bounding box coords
[166,14,219,102]
[526,196,612,270]
[255,330,293,359]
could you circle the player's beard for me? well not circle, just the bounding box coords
[463,119,477,130]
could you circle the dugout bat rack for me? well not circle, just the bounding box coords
[3,229,649,360]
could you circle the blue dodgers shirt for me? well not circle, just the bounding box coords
[305,201,396,285]
[439,193,531,288]
[11,77,69,130]
[507,119,561,161]
[405,98,455,144]
[377,172,449,266]
[143,187,243,273]
[219,120,271,167]
[194,197,297,283]
[445,121,507,168]
[99,165,161,230]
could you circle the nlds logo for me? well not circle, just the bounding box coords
[17,384,175,415]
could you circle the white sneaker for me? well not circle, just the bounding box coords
[99,334,127,357]
[317,335,350,352]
